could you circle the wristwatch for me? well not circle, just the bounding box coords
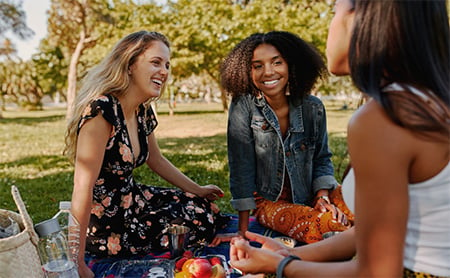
[276,255,302,278]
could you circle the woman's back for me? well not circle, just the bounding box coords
[346,82,450,276]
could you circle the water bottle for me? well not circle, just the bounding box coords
[52,201,80,267]
[34,218,79,278]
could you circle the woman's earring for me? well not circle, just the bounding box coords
[285,83,290,96]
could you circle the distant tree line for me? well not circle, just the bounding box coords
[0,0,356,118]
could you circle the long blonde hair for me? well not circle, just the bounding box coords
[64,31,170,163]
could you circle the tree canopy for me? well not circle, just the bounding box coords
[1,0,360,114]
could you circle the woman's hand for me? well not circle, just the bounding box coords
[77,261,94,278]
[244,231,290,256]
[230,236,284,275]
[196,184,224,200]
[314,196,349,226]
[209,232,240,247]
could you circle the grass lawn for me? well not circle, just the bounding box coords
[0,101,353,223]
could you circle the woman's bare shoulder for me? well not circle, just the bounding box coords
[347,99,414,163]
[348,99,398,136]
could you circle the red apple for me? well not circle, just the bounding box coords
[182,258,195,273]
[183,250,194,259]
[208,257,222,266]
[188,258,212,278]
[176,257,188,271]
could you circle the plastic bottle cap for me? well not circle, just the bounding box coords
[59,201,71,210]
[34,218,61,237]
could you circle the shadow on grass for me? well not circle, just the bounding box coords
[157,110,225,116]
[1,155,74,223]
[139,134,233,213]
[0,154,69,170]
[1,133,349,222]
[1,171,75,224]
[0,115,65,125]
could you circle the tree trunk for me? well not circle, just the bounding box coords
[65,30,86,120]
[219,87,228,112]
[0,94,4,118]
[205,70,228,112]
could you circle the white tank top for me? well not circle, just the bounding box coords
[342,162,450,276]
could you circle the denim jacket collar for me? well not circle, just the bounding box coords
[253,92,304,133]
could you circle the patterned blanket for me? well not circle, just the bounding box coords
[85,214,288,277]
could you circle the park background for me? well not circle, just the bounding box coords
[1,0,360,223]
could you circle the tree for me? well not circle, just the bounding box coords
[0,59,45,110]
[0,0,34,46]
[32,44,68,103]
[47,0,115,119]
[0,0,34,117]
[0,38,16,57]
[158,0,334,111]
[161,0,241,111]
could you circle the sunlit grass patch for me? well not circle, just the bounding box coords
[1,103,352,222]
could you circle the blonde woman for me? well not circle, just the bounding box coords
[65,31,229,277]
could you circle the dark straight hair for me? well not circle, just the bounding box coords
[349,0,449,138]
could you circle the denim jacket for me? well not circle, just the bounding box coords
[227,93,337,211]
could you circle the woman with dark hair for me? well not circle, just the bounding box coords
[229,1,450,277]
[213,31,353,246]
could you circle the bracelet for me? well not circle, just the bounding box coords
[276,255,301,278]
[237,230,247,239]
[316,195,330,204]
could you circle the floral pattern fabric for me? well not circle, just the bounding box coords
[78,94,229,258]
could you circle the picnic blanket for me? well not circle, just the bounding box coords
[85,214,297,277]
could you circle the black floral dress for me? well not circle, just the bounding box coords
[78,94,229,258]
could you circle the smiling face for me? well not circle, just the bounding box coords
[128,40,170,100]
[326,0,355,75]
[251,43,289,98]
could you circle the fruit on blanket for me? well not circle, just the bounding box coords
[176,257,188,271]
[208,257,222,266]
[175,270,192,278]
[183,250,194,259]
[182,258,195,273]
[188,258,212,278]
[210,264,226,278]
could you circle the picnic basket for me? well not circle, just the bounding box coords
[0,186,44,278]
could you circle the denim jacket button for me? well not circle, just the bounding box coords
[301,144,306,151]
[286,151,291,157]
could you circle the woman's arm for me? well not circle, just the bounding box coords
[71,115,111,278]
[311,100,337,192]
[145,133,223,199]
[209,209,250,246]
[238,210,250,235]
[291,227,356,262]
[230,235,357,277]
[347,100,409,276]
[240,229,355,261]
[310,101,347,223]
[227,99,258,223]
